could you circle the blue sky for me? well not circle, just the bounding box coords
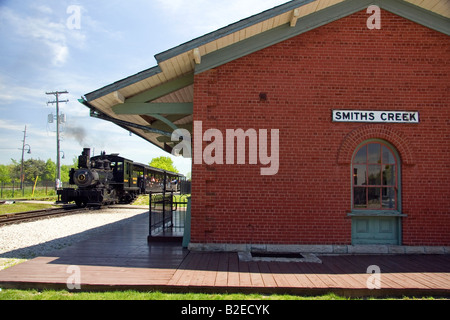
[0,0,287,175]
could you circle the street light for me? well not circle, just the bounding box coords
[20,126,31,190]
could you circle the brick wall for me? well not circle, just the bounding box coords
[191,10,450,246]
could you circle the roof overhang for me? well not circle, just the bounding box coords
[82,0,450,155]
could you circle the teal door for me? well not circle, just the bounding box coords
[352,216,400,245]
[350,141,402,245]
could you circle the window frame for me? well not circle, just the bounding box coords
[350,139,402,214]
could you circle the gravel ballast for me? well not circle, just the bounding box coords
[0,207,147,270]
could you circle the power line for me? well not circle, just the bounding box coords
[46,91,69,190]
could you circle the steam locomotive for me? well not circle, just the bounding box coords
[57,148,184,207]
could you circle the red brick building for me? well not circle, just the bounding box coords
[83,0,450,253]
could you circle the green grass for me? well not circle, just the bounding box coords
[0,202,58,215]
[0,186,57,200]
[131,195,149,206]
[0,289,442,300]
[133,194,190,207]
[0,289,360,300]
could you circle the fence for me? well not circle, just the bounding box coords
[0,181,61,199]
[148,191,189,240]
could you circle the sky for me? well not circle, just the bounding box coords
[0,0,288,176]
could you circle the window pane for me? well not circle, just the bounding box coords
[382,187,396,209]
[353,165,367,186]
[368,143,381,163]
[352,142,399,211]
[368,188,381,208]
[354,187,367,208]
[368,165,382,185]
[354,146,367,164]
[382,165,396,186]
[382,146,396,164]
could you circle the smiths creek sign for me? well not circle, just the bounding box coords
[332,110,420,124]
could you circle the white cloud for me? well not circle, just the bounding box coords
[50,43,70,66]
[0,76,44,105]
[0,6,87,67]
[0,119,26,132]
[31,4,53,15]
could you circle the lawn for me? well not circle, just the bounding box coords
[133,194,190,207]
[0,289,363,300]
[0,289,442,300]
[0,202,58,215]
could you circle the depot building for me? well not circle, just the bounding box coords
[81,0,450,253]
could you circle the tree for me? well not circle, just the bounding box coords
[24,159,46,183]
[7,158,61,183]
[60,164,72,183]
[0,164,12,184]
[149,156,179,173]
[42,159,56,182]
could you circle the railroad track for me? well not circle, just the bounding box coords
[0,205,87,226]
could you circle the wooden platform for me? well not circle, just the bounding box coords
[0,212,449,297]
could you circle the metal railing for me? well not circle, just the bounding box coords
[149,191,174,235]
[0,181,58,198]
[148,192,189,240]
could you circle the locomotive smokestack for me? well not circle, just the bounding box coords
[83,148,91,158]
[78,148,91,169]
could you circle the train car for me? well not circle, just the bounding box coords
[57,148,184,207]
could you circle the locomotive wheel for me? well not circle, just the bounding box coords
[75,200,87,208]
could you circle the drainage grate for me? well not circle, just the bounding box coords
[251,252,305,259]
[238,251,322,263]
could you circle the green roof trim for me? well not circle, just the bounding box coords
[154,0,317,63]
[195,0,450,74]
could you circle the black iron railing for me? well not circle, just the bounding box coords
[148,191,189,241]
[149,191,173,236]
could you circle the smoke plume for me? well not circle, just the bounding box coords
[65,125,87,146]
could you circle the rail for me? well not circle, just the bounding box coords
[149,192,174,235]
[0,205,84,225]
[148,191,188,240]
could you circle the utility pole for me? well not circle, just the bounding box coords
[20,125,31,190]
[46,91,69,190]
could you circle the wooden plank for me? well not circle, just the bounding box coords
[275,262,304,288]
[113,102,193,115]
[269,262,298,288]
[291,262,329,289]
[325,255,373,289]
[214,253,229,287]
[167,252,194,286]
[202,253,220,287]
[237,258,252,287]
[184,253,205,286]
[247,261,265,287]
[227,253,241,287]
[177,253,205,286]
[375,257,448,290]
[285,263,317,288]
[258,262,278,287]
[319,256,368,289]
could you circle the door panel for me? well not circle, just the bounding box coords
[352,216,399,245]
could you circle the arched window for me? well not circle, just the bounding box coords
[352,141,399,210]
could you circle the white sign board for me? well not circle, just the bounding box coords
[332,110,420,124]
